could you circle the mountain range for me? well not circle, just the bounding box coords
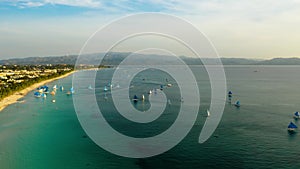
[1,53,300,65]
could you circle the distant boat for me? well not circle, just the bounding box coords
[51,99,56,103]
[88,85,93,90]
[167,83,172,87]
[148,90,152,94]
[168,99,171,105]
[50,91,56,96]
[70,87,75,94]
[37,88,43,93]
[133,95,138,103]
[66,91,71,95]
[34,92,41,98]
[294,111,300,119]
[142,94,145,101]
[104,93,108,100]
[41,85,49,93]
[60,86,64,91]
[53,85,57,89]
[104,86,108,92]
[160,85,163,90]
[235,101,240,107]
[207,109,210,117]
[41,93,47,98]
[228,91,233,98]
[288,122,298,132]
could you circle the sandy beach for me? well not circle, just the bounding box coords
[0,71,75,112]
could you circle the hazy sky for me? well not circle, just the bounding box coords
[0,0,300,59]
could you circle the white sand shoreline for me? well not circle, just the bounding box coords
[0,71,75,112]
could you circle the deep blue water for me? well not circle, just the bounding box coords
[1,66,300,169]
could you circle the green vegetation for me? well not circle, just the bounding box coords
[0,64,73,101]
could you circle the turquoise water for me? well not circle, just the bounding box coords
[1,66,300,169]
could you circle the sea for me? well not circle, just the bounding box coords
[1,65,300,169]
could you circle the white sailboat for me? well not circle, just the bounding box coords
[207,109,210,117]
[142,94,145,101]
[53,85,57,89]
[168,99,171,105]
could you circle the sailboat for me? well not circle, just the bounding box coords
[70,87,75,94]
[288,122,298,132]
[42,85,49,93]
[235,100,240,107]
[133,95,138,103]
[142,94,145,101]
[168,99,171,105]
[53,85,57,90]
[228,91,233,98]
[41,93,47,98]
[207,109,210,117]
[294,111,300,119]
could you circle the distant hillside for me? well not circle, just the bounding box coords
[257,58,300,65]
[0,55,78,65]
[1,53,300,65]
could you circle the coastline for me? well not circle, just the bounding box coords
[0,71,75,112]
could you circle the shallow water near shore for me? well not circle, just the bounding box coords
[1,66,300,169]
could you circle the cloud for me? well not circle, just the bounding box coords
[7,0,102,8]
[1,0,300,58]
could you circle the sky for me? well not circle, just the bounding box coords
[0,0,300,59]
